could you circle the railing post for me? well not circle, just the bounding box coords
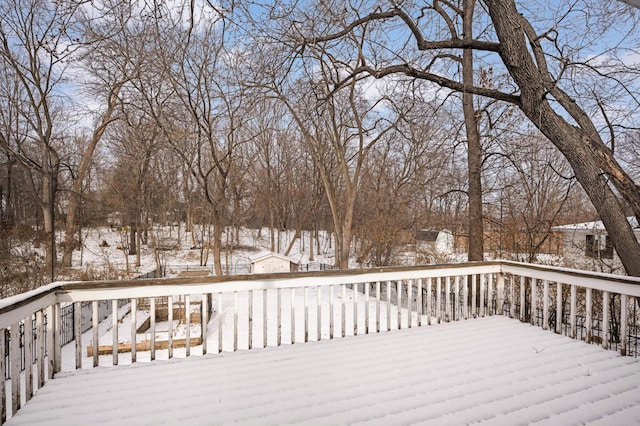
[487,274,494,316]
[248,291,253,350]
[316,287,322,341]
[0,328,5,423]
[341,285,346,337]
[36,310,45,388]
[233,291,238,351]
[201,293,208,355]
[74,302,82,369]
[353,284,358,335]
[386,282,391,331]
[46,303,58,379]
[436,277,442,323]
[376,281,381,332]
[418,279,423,325]
[426,278,432,325]
[407,280,413,328]
[304,287,309,342]
[278,288,282,345]
[365,283,370,333]
[471,275,477,318]
[329,286,333,339]
[184,294,190,357]
[130,298,137,362]
[454,276,460,321]
[602,291,610,350]
[217,293,223,352]
[479,274,485,317]
[25,315,33,402]
[444,277,451,322]
[556,282,563,335]
[291,288,296,344]
[397,281,402,329]
[167,296,173,358]
[509,274,515,319]
[543,280,549,331]
[530,279,537,326]
[150,297,156,360]
[620,294,628,356]
[264,289,269,347]
[112,299,119,365]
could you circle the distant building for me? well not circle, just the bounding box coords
[249,252,294,274]
[552,217,640,262]
[415,229,454,255]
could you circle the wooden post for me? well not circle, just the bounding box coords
[454,276,460,321]
[25,315,33,401]
[150,297,156,361]
[92,301,99,367]
[530,279,537,326]
[53,303,61,374]
[201,294,208,355]
[463,276,469,320]
[570,285,577,339]
[184,295,190,357]
[487,274,494,316]
[407,280,413,328]
[304,287,309,343]
[46,304,56,379]
[556,282,563,335]
[497,272,504,315]
[509,274,515,319]
[445,276,452,322]
[620,294,628,356]
[36,310,45,388]
[291,288,295,344]
[602,291,610,350]
[73,302,81,370]
[585,288,592,343]
[353,283,358,335]
[112,299,119,366]
[436,277,443,323]
[131,298,137,363]
[479,274,485,318]
[329,285,334,340]
[167,296,173,359]
[341,285,346,338]
[277,288,282,346]
[386,281,391,331]
[426,278,433,325]
[233,292,238,351]
[10,322,20,415]
[471,275,477,318]
[263,289,268,348]
[365,282,370,333]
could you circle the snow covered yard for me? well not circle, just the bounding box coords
[8,316,640,425]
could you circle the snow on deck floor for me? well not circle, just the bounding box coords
[8,316,640,425]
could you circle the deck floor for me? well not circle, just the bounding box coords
[7,316,640,425]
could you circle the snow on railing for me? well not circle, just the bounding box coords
[0,261,639,423]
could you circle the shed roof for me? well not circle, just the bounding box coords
[552,216,639,232]
[248,251,294,263]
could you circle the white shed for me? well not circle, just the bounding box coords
[416,229,454,254]
[249,252,294,274]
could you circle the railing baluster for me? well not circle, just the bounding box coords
[445,277,451,322]
[36,310,45,388]
[487,274,494,316]
[248,290,253,350]
[304,286,309,343]
[509,274,515,319]
[471,275,477,318]
[570,285,577,339]
[316,287,321,341]
[418,279,423,326]
[602,291,610,350]
[376,281,381,332]
[201,294,208,355]
[585,288,592,343]
[365,282,370,334]
[353,283,358,336]
[463,276,469,320]
[53,303,61,375]
[329,285,334,339]
[150,297,156,361]
[217,293,223,353]
[543,280,549,331]
[397,280,402,329]
[277,288,282,346]
[25,315,33,401]
[556,283,563,334]
[291,288,295,344]
[479,275,485,318]
[341,285,346,337]
[519,276,525,322]
[620,294,627,356]
[233,292,238,351]
[427,278,432,325]
[46,304,56,379]
[74,302,82,370]
[436,277,442,323]
[530,279,537,326]
[386,281,391,331]
[0,328,6,423]
[131,298,137,362]
[92,301,99,367]
[10,322,20,415]
[497,272,504,315]
[112,300,119,366]
[454,276,460,321]
[408,280,413,328]
[263,289,268,348]
[167,296,173,359]
[185,295,190,357]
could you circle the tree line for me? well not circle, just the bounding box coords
[0,0,638,292]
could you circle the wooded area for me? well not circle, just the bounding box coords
[0,0,638,291]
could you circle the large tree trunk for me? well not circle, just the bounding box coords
[486,0,640,276]
[462,0,484,262]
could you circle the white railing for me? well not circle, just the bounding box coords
[0,261,639,423]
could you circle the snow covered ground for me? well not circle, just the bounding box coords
[10,316,640,425]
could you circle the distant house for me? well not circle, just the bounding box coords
[415,229,454,254]
[249,252,294,274]
[552,217,640,261]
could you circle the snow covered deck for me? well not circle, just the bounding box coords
[8,316,640,425]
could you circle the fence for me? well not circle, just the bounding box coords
[0,261,639,422]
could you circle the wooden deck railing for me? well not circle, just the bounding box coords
[0,261,639,422]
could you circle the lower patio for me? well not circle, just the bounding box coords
[7,316,640,425]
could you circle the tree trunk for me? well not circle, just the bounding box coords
[486,0,640,276]
[462,0,484,262]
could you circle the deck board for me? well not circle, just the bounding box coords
[7,316,640,425]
